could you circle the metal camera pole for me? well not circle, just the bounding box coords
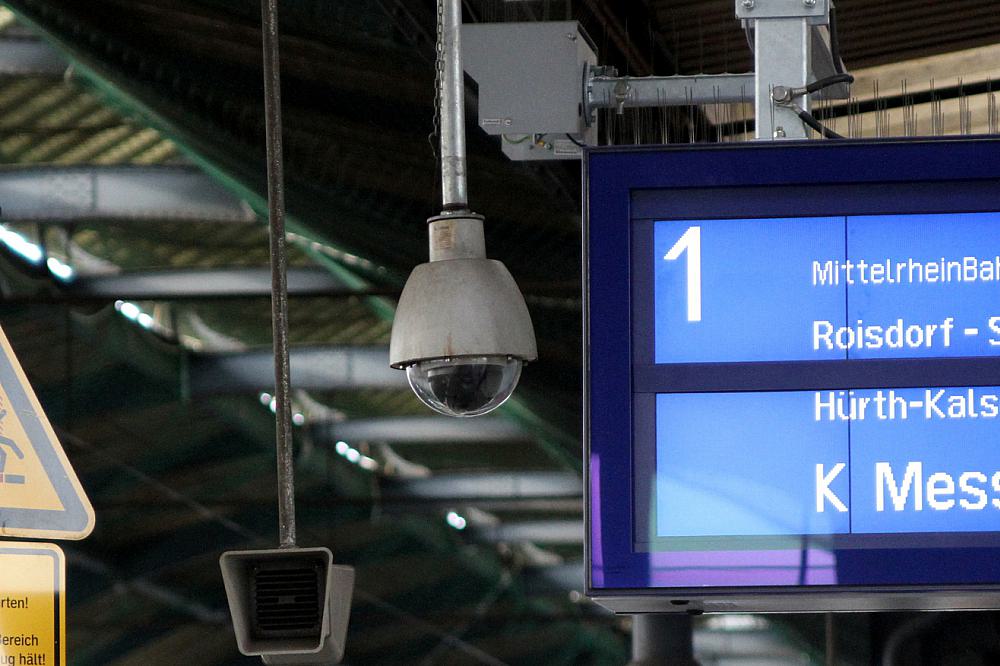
[439,0,468,211]
[388,0,537,416]
[261,0,296,549]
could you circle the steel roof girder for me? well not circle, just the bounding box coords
[380,472,582,501]
[0,35,66,76]
[0,165,255,223]
[68,267,347,299]
[312,415,530,444]
[475,520,583,545]
[188,346,405,395]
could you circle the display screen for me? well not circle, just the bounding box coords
[650,211,1000,544]
[587,140,1000,605]
[654,213,1000,364]
[656,387,1000,539]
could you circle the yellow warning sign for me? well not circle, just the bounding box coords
[0,325,93,540]
[0,542,64,666]
[0,397,64,512]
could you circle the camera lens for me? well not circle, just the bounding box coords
[405,356,523,417]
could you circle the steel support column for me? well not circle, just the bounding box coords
[755,18,811,139]
[740,0,829,139]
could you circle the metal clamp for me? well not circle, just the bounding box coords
[613,79,631,115]
[771,73,853,107]
[735,0,829,21]
[771,85,803,106]
[770,76,852,139]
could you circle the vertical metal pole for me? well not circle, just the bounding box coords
[261,0,296,549]
[754,17,811,139]
[439,0,469,210]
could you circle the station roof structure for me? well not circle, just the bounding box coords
[0,0,998,663]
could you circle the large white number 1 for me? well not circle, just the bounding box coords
[663,226,702,322]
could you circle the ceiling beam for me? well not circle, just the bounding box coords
[311,416,531,444]
[0,34,66,76]
[65,267,350,300]
[474,520,583,545]
[0,165,255,223]
[379,472,582,501]
[187,345,405,395]
[848,43,1000,102]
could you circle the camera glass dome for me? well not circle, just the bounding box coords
[405,355,523,417]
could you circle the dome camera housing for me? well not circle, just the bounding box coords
[405,355,522,417]
[390,213,537,417]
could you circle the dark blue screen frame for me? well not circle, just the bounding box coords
[585,137,1000,611]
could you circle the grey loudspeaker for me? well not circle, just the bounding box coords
[220,547,354,665]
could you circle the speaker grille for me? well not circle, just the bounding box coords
[250,559,325,639]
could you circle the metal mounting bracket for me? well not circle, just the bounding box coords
[585,71,755,125]
[461,1,850,159]
[736,0,830,23]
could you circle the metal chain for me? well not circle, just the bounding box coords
[428,0,444,165]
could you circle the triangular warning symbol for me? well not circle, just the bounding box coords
[0,325,94,540]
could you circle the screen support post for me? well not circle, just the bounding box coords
[625,2,834,660]
[737,0,832,139]
[620,2,829,660]
[754,15,812,139]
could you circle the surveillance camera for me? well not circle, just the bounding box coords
[390,213,536,417]
[404,355,522,417]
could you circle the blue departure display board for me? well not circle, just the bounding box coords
[586,139,1000,613]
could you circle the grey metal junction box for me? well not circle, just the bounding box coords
[462,21,598,160]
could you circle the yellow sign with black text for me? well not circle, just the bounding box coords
[0,542,64,665]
